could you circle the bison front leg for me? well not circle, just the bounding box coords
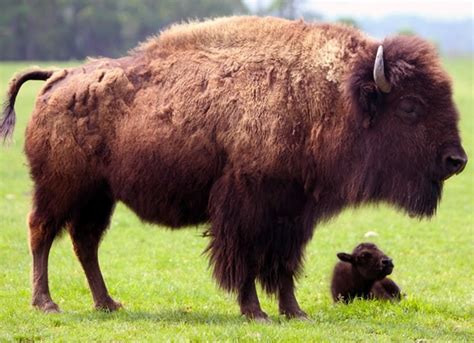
[68,190,121,311]
[278,272,307,319]
[206,220,269,321]
[207,174,269,321]
[238,277,269,321]
[258,208,315,319]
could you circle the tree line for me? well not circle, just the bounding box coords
[0,0,249,60]
[1,0,348,60]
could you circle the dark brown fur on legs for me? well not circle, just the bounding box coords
[238,277,268,321]
[206,173,266,319]
[28,182,74,313]
[206,174,314,319]
[259,193,315,319]
[68,183,120,311]
[29,212,61,313]
[278,272,307,319]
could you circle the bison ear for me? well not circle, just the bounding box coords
[337,252,354,263]
[344,45,395,128]
[344,65,380,129]
[358,83,379,128]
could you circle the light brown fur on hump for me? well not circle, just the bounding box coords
[137,16,295,54]
[26,16,372,186]
[122,17,372,176]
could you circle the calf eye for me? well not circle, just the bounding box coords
[361,252,372,259]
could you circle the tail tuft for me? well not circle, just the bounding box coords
[1,69,55,144]
[0,99,16,144]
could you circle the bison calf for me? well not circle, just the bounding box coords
[331,243,401,302]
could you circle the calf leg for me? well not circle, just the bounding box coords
[29,212,61,312]
[370,278,402,301]
[68,188,120,311]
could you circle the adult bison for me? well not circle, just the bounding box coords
[1,16,467,320]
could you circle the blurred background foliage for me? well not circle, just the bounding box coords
[0,0,249,60]
[0,0,471,60]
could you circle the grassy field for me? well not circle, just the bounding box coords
[0,59,472,342]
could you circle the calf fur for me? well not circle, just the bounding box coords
[331,243,401,302]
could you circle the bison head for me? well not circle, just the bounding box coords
[342,35,467,217]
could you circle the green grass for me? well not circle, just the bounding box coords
[0,59,473,342]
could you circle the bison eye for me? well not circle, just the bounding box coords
[399,99,415,113]
[397,97,423,123]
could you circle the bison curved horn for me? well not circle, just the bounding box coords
[373,45,392,93]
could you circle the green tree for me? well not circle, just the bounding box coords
[267,0,302,19]
[398,27,416,36]
[0,0,248,60]
[337,17,359,29]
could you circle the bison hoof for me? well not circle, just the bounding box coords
[242,310,271,323]
[280,308,308,320]
[33,300,61,313]
[95,297,123,312]
[254,315,272,324]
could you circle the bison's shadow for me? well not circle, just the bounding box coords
[67,309,249,324]
[63,306,473,339]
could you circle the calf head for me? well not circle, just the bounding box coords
[337,243,394,281]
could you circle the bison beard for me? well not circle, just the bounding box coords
[0,16,467,320]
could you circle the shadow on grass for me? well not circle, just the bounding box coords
[65,308,248,325]
[48,299,472,340]
[62,307,317,325]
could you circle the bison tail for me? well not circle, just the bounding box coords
[1,69,55,143]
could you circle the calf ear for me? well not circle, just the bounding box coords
[337,252,354,263]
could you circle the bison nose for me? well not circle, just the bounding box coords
[381,258,393,268]
[443,152,468,179]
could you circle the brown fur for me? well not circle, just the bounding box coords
[0,16,466,320]
[370,278,402,301]
[331,243,401,302]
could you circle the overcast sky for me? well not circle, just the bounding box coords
[244,0,474,20]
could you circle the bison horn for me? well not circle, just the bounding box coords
[373,45,391,93]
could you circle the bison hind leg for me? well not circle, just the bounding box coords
[29,210,64,313]
[67,182,120,311]
[29,179,81,312]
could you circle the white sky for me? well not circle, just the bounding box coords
[245,0,474,20]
